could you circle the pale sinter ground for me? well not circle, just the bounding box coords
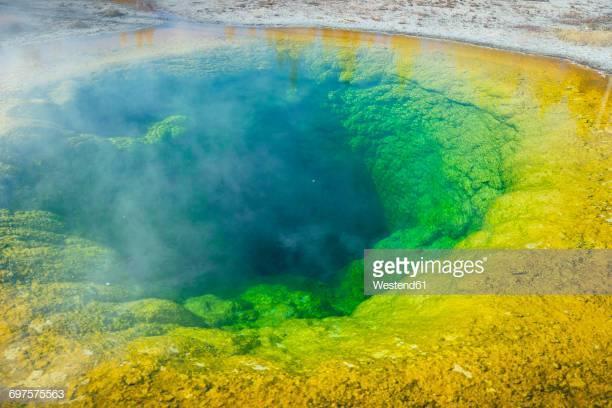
[0,0,611,72]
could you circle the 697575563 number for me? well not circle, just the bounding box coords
[3,388,66,402]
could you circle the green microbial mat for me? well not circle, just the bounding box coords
[0,36,516,326]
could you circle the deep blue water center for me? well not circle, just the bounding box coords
[19,54,388,297]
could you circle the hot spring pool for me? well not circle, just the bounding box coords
[0,25,609,405]
[0,26,518,308]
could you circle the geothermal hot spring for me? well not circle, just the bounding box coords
[0,25,609,405]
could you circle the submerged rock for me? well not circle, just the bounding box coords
[143,115,189,145]
[240,284,332,326]
[0,210,120,283]
[183,294,242,327]
[120,298,203,326]
[331,260,365,315]
[50,298,203,337]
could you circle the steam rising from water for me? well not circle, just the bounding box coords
[2,52,388,298]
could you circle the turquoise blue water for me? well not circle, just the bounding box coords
[5,53,388,300]
[2,38,516,317]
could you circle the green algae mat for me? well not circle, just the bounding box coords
[0,26,610,406]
